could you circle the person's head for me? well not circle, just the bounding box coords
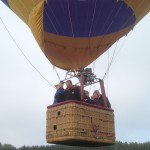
[84,90,89,97]
[66,80,73,89]
[92,90,100,99]
[92,92,99,99]
[93,90,100,96]
[55,81,64,90]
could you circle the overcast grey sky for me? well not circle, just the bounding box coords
[0,1,150,148]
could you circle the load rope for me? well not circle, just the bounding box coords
[0,15,55,89]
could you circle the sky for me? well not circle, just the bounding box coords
[0,1,150,148]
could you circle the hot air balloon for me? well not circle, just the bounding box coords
[1,0,150,147]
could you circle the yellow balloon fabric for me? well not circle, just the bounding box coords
[2,0,150,70]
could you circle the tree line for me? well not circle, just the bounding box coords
[0,141,150,150]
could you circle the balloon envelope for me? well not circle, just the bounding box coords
[2,0,150,70]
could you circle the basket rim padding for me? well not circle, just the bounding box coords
[47,100,114,112]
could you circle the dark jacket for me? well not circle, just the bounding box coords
[84,96,95,104]
[94,95,111,108]
[64,86,80,100]
[53,87,65,104]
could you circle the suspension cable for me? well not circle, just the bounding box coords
[44,6,59,34]
[102,0,146,81]
[103,40,118,80]
[91,1,119,74]
[53,66,61,81]
[103,34,129,81]
[89,0,98,36]
[107,48,110,97]
[67,0,74,37]
[93,0,144,80]
[3,0,145,88]
[0,15,55,89]
[44,0,66,35]
[112,35,128,62]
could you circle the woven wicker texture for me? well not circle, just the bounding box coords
[46,101,115,146]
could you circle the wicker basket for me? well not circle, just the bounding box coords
[46,100,115,147]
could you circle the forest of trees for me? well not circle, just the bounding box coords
[0,141,150,150]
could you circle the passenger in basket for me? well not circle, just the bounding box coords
[84,90,95,104]
[53,81,65,104]
[64,80,80,101]
[91,90,111,108]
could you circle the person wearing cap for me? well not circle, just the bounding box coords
[53,81,65,104]
[64,80,80,101]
